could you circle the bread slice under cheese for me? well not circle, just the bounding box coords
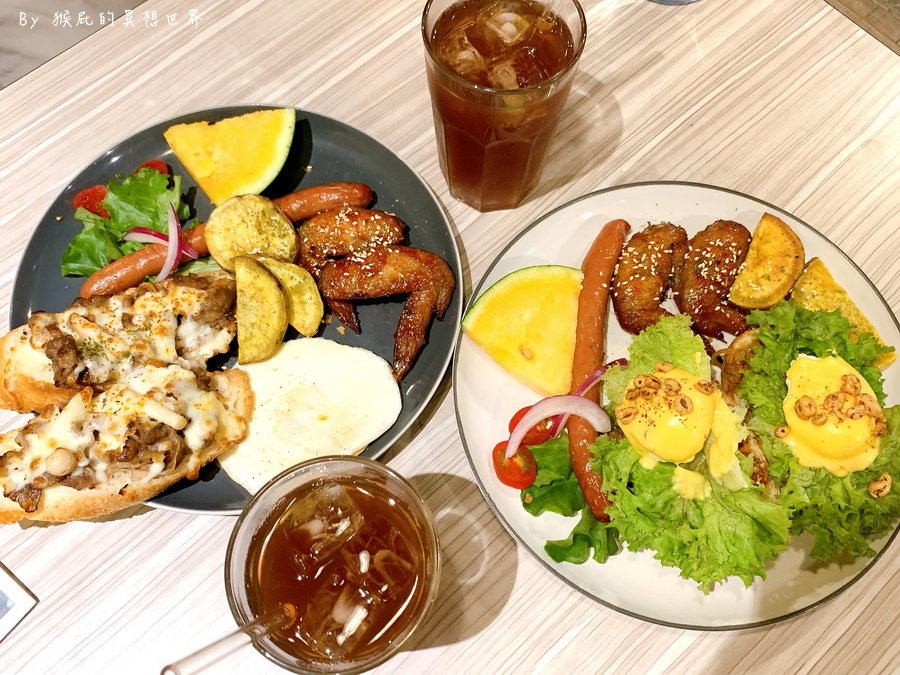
[0,272,237,415]
[0,365,251,523]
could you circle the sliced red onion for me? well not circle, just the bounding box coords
[506,395,610,459]
[548,358,628,438]
[156,204,182,281]
[123,226,199,259]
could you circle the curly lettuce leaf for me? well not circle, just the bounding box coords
[61,168,188,277]
[604,315,710,405]
[752,407,900,559]
[741,302,892,425]
[592,435,791,591]
[545,507,619,564]
[740,301,900,558]
[521,436,583,517]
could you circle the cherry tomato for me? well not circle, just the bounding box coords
[72,184,110,218]
[135,159,169,174]
[492,441,537,489]
[508,405,554,446]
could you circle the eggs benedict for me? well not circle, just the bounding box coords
[779,354,886,477]
[614,363,741,491]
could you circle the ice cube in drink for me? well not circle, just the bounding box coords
[481,0,537,46]
[437,21,489,83]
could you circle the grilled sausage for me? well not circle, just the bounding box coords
[567,219,629,521]
[78,182,373,298]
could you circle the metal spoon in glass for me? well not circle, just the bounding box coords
[161,603,296,675]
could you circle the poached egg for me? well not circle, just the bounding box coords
[780,354,885,476]
[614,364,742,498]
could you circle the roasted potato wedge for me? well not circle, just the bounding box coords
[728,212,805,309]
[791,257,895,367]
[234,256,288,364]
[254,256,324,337]
[205,194,298,271]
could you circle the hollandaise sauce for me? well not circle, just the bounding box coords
[780,355,886,476]
[614,365,740,485]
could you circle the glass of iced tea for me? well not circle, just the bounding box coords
[225,457,441,673]
[423,0,586,211]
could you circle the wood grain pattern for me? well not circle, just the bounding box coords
[0,0,897,673]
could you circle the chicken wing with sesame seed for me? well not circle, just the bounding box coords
[297,207,406,332]
[318,245,456,380]
[672,220,751,339]
[611,223,687,334]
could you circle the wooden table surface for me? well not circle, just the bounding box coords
[0,0,898,673]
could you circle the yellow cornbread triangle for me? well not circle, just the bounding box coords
[791,257,895,367]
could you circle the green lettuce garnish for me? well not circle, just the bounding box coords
[61,168,189,277]
[592,435,790,591]
[521,315,790,591]
[739,301,900,558]
[520,436,584,517]
[603,314,710,405]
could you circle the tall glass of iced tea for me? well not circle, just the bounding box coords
[225,457,441,673]
[423,0,586,211]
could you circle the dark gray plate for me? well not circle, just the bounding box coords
[10,105,461,514]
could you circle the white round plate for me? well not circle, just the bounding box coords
[453,181,900,629]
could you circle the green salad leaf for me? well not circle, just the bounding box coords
[592,435,790,591]
[603,314,710,405]
[61,168,189,277]
[520,436,583,517]
[545,506,618,565]
[739,301,900,558]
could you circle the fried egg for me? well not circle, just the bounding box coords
[780,355,884,476]
[614,365,742,496]
[218,338,401,494]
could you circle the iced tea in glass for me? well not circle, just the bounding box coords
[423,0,586,211]
[225,457,440,673]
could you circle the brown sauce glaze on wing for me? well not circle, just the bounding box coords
[297,207,406,333]
[672,220,751,340]
[611,223,687,334]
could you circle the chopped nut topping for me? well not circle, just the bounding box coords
[874,420,889,436]
[625,388,641,400]
[846,405,867,420]
[812,413,828,426]
[662,378,681,395]
[840,373,861,396]
[693,379,715,395]
[858,393,880,414]
[635,374,661,390]
[617,406,638,424]
[867,473,891,498]
[823,391,848,412]
[674,395,693,415]
[794,395,817,420]
[656,362,673,373]
[774,426,789,438]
